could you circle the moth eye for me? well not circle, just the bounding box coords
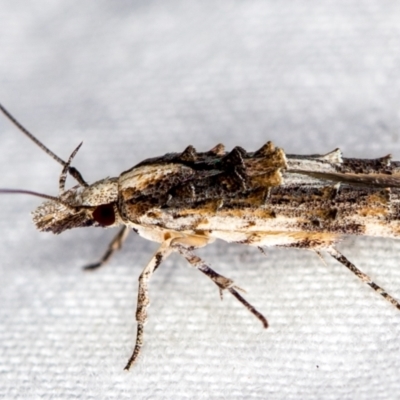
[92,204,115,226]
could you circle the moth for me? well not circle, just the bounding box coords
[1,103,400,370]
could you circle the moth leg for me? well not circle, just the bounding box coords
[314,250,327,266]
[172,240,268,328]
[83,226,130,270]
[124,242,173,370]
[258,247,268,257]
[327,248,400,310]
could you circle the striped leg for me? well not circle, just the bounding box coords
[84,226,130,270]
[124,242,173,370]
[328,247,400,310]
[172,241,268,328]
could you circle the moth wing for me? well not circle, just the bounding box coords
[289,170,400,189]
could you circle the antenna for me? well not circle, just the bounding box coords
[0,189,77,209]
[0,103,88,187]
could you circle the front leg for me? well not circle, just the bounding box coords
[84,226,130,270]
[124,241,173,370]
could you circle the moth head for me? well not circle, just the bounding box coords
[29,177,120,234]
[0,104,126,234]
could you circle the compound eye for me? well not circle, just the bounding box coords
[92,204,115,226]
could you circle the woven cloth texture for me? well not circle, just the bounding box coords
[1,1,400,399]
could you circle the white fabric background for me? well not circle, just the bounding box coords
[1,1,400,399]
